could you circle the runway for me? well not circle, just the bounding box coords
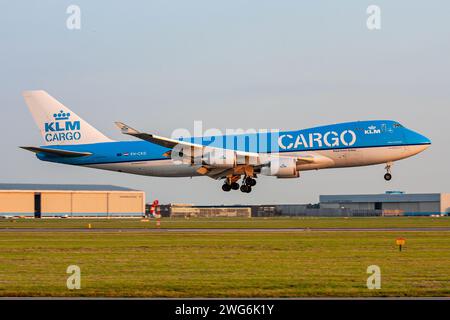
[1,227,450,232]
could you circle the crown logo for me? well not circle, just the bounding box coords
[368,125,376,130]
[53,110,71,121]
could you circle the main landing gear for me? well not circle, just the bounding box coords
[384,162,393,181]
[240,176,256,193]
[222,183,232,192]
[222,176,240,192]
[222,182,239,192]
[221,176,257,193]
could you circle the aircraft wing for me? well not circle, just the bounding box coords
[115,122,323,179]
[115,121,262,162]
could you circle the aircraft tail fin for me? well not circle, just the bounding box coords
[22,90,113,145]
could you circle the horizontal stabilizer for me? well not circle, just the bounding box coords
[20,146,92,157]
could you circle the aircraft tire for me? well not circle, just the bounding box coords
[231,182,240,190]
[247,178,256,186]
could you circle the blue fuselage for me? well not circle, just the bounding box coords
[37,120,430,169]
[21,88,432,181]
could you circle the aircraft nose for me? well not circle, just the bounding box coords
[417,132,431,145]
[405,129,431,146]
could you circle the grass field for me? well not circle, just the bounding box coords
[0,217,449,297]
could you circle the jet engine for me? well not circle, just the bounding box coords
[201,148,236,168]
[260,157,299,178]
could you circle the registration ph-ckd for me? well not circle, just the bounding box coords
[175,304,274,317]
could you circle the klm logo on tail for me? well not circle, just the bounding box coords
[44,110,81,142]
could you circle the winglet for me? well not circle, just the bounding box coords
[114,122,140,135]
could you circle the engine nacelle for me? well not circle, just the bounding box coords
[260,157,299,178]
[201,148,236,168]
[171,145,237,168]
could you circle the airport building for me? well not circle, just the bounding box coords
[0,183,145,217]
[159,204,252,218]
[320,192,450,216]
[159,192,450,218]
[1,183,447,218]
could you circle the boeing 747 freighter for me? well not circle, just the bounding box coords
[21,91,431,193]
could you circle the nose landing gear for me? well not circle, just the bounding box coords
[384,162,393,181]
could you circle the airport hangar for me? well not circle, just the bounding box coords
[0,183,145,217]
[160,192,449,217]
[319,192,450,216]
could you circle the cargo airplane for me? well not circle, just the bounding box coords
[21,91,431,193]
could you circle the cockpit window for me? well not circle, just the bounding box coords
[393,123,403,128]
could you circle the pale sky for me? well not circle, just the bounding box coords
[1,1,449,205]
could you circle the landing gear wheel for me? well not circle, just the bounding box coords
[245,177,256,187]
[384,173,392,181]
[240,185,251,193]
[222,184,231,192]
[231,182,240,190]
